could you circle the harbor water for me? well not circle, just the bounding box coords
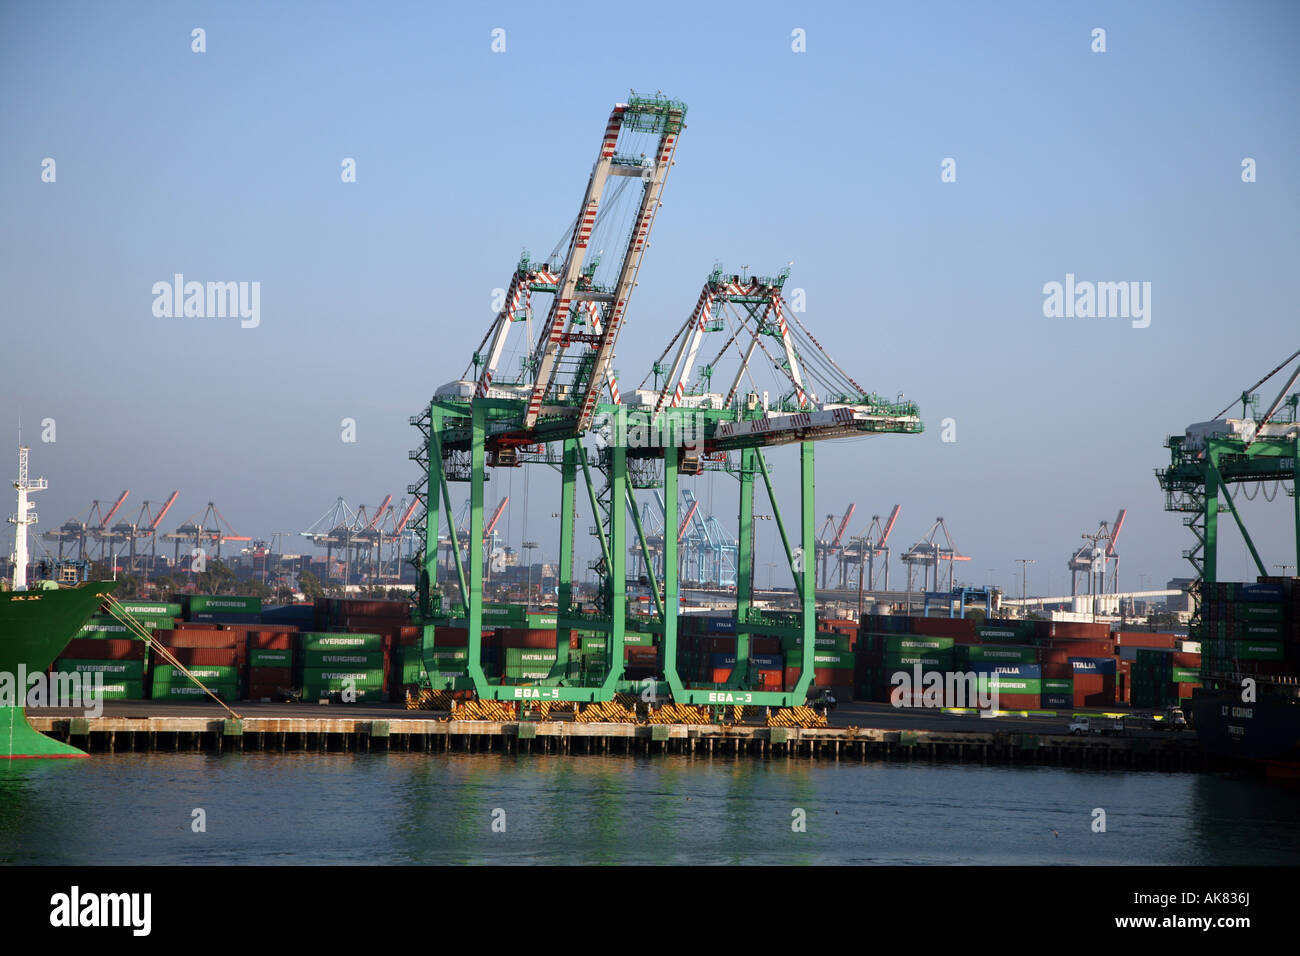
[3,754,1299,865]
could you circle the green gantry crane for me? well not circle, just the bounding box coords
[1156,349,1300,615]
[409,94,922,708]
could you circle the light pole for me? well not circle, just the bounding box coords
[1276,564,1295,577]
[1015,558,1035,603]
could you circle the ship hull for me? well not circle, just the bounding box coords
[1189,689,1300,774]
[0,582,118,758]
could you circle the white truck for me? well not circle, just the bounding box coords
[1068,717,1125,736]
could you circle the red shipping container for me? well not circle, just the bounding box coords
[247,666,292,684]
[813,667,842,687]
[159,646,239,667]
[751,637,780,654]
[60,638,145,661]
[162,631,237,649]
[433,627,468,647]
[248,630,294,650]
[1117,631,1176,649]
[1045,621,1111,640]
[499,628,556,649]
[994,693,1040,710]
[710,668,732,683]
[909,617,976,641]
[1172,651,1201,669]
[1040,661,1073,679]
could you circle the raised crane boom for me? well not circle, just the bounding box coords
[831,504,856,548]
[879,504,901,546]
[149,492,179,530]
[521,96,686,433]
[1106,508,1126,556]
[483,496,509,540]
[100,490,129,528]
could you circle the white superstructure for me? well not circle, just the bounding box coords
[8,444,47,590]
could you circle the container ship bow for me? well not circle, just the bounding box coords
[3,443,117,758]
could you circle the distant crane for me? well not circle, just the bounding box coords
[164,501,250,571]
[42,491,129,560]
[901,517,971,592]
[843,504,901,590]
[1068,508,1126,596]
[815,503,856,588]
[110,491,179,574]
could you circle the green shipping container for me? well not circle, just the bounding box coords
[152,665,240,684]
[153,683,237,700]
[621,632,652,646]
[979,676,1042,695]
[1241,623,1285,639]
[504,649,558,666]
[1235,602,1286,622]
[96,680,146,700]
[481,603,526,625]
[527,612,558,629]
[1172,666,1201,683]
[812,652,854,669]
[1042,678,1074,693]
[249,649,293,667]
[189,595,261,615]
[883,652,953,670]
[76,619,131,637]
[301,667,385,688]
[115,602,183,618]
[308,651,386,669]
[975,623,1028,642]
[1235,641,1284,661]
[886,635,956,653]
[967,645,1038,664]
[55,658,145,679]
[299,632,384,653]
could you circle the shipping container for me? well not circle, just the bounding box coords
[59,638,146,661]
[299,632,384,653]
[55,659,144,680]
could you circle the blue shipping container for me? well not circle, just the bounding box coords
[1070,657,1117,675]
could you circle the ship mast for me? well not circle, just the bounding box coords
[9,442,48,590]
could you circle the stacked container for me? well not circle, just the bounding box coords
[55,636,147,701]
[1200,581,1294,691]
[298,632,388,702]
[151,628,240,700]
[246,629,296,699]
[183,594,262,625]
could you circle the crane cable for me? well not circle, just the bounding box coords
[99,591,243,720]
[1212,348,1300,421]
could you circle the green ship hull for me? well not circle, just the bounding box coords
[1,582,118,758]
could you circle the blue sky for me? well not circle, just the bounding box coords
[3,0,1298,594]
